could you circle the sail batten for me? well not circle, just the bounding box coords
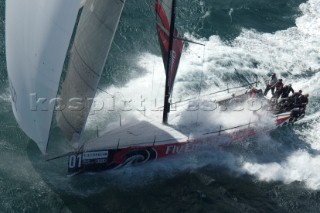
[6,0,80,153]
[56,0,126,142]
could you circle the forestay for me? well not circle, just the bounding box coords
[6,0,80,153]
[56,0,126,142]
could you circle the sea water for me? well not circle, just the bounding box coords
[0,0,320,212]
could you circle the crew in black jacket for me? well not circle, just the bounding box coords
[281,84,294,98]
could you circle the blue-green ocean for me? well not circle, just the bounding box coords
[1,0,320,212]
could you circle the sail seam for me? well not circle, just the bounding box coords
[92,10,118,36]
[73,45,100,77]
[70,54,97,92]
[59,110,81,135]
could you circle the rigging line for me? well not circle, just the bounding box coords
[46,143,86,161]
[196,44,206,124]
[174,36,205,46]
[152,1,157,101]
[46,153,70,161]
[97,86,114,97]
[151,54,156,98]
[234,68,260,87]
[97,85,147,116]
[203,121,255,135]
[183,42,204,59]
[156,81,255,109]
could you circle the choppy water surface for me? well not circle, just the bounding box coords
[1,0,320,212]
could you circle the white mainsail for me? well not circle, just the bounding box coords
[6,0,80,153]
[56,0,126,142]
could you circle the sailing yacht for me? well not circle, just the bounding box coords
[6,0,303,175]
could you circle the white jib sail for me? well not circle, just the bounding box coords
[6,0,80,153]
[56,0,126,142]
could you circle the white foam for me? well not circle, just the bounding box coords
[242,150,320,190]
[84,0,320,189]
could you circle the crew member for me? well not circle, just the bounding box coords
[273,79,284,98]
[289,90,302,100]
[290,107,304,123]
[285,90,302,110]
[296,93,309,112]
[247,87,263,98]
[281,84,294,98]
[264,73,277,96]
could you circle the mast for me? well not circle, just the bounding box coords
[162,0,176,124]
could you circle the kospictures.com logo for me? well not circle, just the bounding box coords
[29,93,268,114]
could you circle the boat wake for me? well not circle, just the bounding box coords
[79,0,320,189]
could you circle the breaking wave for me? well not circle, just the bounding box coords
[84,0,320,190]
